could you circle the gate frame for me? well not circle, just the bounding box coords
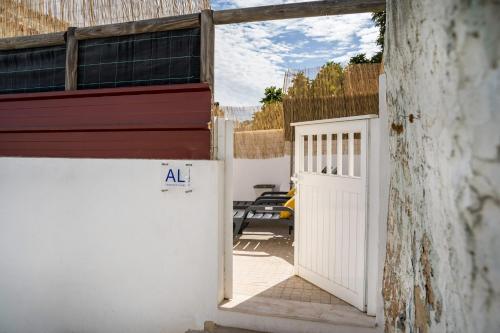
[214,117,234,301]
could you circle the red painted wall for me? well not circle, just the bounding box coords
[0,84,211,159]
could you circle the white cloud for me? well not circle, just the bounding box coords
[283,14,372,43]
[356,26,379,55]
[214,24,285,106]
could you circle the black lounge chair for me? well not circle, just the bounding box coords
[259,191,290,197]
[233,195,291,235]
[240,205,294,235]
[233,187,295,236]
[233,201,253,236]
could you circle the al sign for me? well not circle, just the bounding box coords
[161,162,192,192]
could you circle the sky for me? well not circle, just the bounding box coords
[211,0,381,106]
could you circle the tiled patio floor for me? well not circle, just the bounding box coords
[233,220,348,306]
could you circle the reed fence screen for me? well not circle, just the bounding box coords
[234,129,290,159]
[1,0,209,38]
[283,63,381,140]
[219,104,283,132]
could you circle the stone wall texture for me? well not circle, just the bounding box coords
[383,0,499,332]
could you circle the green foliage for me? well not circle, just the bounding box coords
[251,102,284,130]
[287,72,310,97]
[370,51,383,64]
[349,53,370,64]
[260,86,283,104]
[372,11,386,49]
[286,62,345,98]
[349,52,383,64]
[310,62,344,96]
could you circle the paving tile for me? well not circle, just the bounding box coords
[233,220,342,306]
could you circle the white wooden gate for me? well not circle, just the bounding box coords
[293,116,369,311]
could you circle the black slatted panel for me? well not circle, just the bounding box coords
[0,45,66,94]
[77,27,200,89]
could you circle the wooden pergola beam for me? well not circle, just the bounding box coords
[65,27,78,91]
[200,10,215,94]
[74,13,200,40]
[0,32,66,51]
[213,0,386,25]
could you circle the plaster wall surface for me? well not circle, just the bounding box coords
[383,1,500,332]
[233,155,360,201]
[0,157,222,333]
[233,156,291,201]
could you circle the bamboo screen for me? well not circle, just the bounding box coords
[220,104,284,132]
[0,0,210,38]
[234,129,290,159]
[283,63,381,140]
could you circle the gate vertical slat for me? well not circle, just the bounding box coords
[326,134,332,175]
[348,132,355,177]
[316,134,322,173]
[307,135,313,172]
[337,132,343,176]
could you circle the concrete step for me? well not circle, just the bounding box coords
[186,321,268,333]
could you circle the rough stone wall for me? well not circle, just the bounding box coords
[383,1,499,332]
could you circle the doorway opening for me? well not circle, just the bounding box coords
[213,7,386,328]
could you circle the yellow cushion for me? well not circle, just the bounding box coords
[286,188,296,196]
[280,197,295,218]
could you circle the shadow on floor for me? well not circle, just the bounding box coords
[233,219,347,305]
[233,220,293,265]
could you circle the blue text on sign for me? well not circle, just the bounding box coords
[165,169,186,183]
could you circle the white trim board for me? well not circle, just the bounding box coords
[291,114,378,127]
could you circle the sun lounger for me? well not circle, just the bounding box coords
[259,191,290,197]
[233,201,253,235]
[233,188,295,236]
[233,197,289,235]
[240,205,294,235]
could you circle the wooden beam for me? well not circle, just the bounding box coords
[0,32,66,51]
[200,10,215,93]
[65,27,78,91]
[74,13,200,40]
[213,0,386,25]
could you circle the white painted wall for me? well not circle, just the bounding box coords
[233,154,361,201]
[233,156,291,201]
[0,157,223,333]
